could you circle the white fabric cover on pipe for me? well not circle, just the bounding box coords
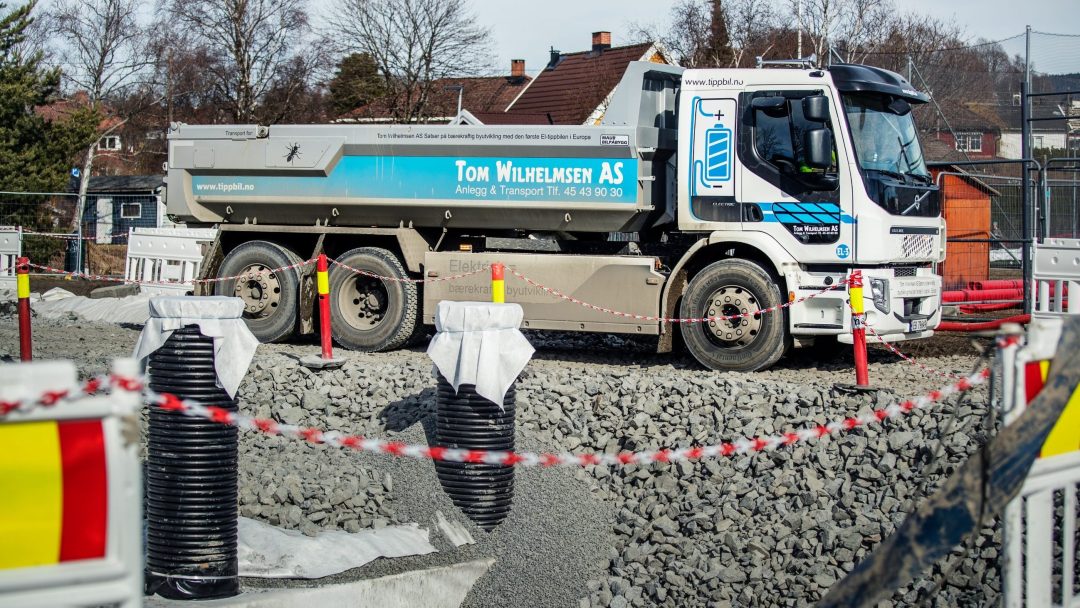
[426,301,534,405]
[132,296,258,397]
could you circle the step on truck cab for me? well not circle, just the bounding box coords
[166,60,943,372]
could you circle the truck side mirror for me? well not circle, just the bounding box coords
[803,128,833,169]
[802,95,829,123]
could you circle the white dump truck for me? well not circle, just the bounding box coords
[165,61,944,372]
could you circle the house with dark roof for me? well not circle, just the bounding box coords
[924,103,1006,159]
[488,32,671,126]
[338,60,532,123]
[994,102,1073,157]
[340,32,672,126]
[75,175,172,244]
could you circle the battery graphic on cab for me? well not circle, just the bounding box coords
[704,126,732,184]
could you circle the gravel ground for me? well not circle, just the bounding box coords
[0,311,1002,607]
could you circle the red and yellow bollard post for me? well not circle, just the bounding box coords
[300,253,344,369]
[16,256,31,361]
[317,253,333,360]
[849,269,870,387]
[491,262,505,304]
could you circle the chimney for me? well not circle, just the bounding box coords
[547,47,562,70]
[592,31,611,53]
[511,59,525,78]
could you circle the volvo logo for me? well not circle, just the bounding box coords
[902,191,931,216]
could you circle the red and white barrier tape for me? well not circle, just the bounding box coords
[0,368,946,467]
[329,258,486,284]
[22,229,130,241]
[509,267,848,324]
[866,325,963,380]
[150,368,990,466]
[191,258,315,285]
[25,258,315,287]
[0,374,128,416]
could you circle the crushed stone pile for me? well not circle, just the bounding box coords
[0,315,1001,606]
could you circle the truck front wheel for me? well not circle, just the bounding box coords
[679,259,787,372]
[328,247,419,352]
[214,241,302,343]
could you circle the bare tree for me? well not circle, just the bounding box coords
[630,0,780,69]
[630,0,718,68]
[325,0,493,123]
[161,0,317,123]
[49,0,154,264]
[52,0,151,102]
[787,0,897,63]
[726,0,782,67]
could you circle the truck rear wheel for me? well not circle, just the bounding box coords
[679,259,786,372]
[214,241,301,343]
[328,247,419,352]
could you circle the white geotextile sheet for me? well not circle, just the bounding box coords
[426,301,534,405]
[238,517,436,579]
[132,296,258,397]
[30,287,153,325]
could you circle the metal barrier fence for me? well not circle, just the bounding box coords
[1043,159,1080,240]
[933,160,1080,314]
[931,161,1039,302]
[0,191,168,274]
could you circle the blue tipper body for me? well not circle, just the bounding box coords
[191,155,639,204]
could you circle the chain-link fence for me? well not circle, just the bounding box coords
[0,191,164,274]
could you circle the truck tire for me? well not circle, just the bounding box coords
[214,241,301,343]
[328,247,419,352]
[679,259,787,372]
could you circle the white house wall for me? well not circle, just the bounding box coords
[999,131,1068,158]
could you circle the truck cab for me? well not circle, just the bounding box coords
[670,62,942,367]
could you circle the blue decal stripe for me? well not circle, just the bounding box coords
[192,156,639,204]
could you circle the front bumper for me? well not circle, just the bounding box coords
[785,267,942,344]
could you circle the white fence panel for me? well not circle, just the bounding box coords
[124,227,217,295]
[0,227,21,293]
[1035,238,1080,316]
[1002,315,1080,607]
[1004,451,1080,608]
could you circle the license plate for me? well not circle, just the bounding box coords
[909,319,927,332]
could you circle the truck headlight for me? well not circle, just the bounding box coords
[870,279,889,314]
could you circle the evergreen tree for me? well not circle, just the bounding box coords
[328,52,386,118]
[705,0,732,63]
[0,2,97,261]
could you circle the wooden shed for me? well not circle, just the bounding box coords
[929,167,1000,291]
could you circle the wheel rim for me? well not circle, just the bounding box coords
[232,264,281,318]
[703,285,762,347]
[338,275,389,331]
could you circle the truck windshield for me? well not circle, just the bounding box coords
[842,93,929,183]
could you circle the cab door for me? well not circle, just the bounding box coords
[736,87,855,264]
[681,95,741,229]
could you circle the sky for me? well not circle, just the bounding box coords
[312,0,1080,76]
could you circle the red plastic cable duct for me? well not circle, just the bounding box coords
[968,279,1024,290]
[936,314,1031,332]
[943,288,1025,303]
